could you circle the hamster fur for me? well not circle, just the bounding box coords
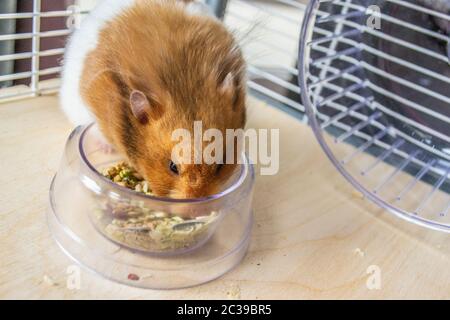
[60,0,247,199]
[61,0,212,125]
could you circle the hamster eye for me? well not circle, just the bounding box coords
[216,164,224,174]
[169,161,179,175]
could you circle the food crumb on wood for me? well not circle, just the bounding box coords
[353,248,365,257]
[127,273,140,281]
[351,190,364,199]
[43,275,59,287]
[226,285,241,300]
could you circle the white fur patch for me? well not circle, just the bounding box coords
[60,0,135,126]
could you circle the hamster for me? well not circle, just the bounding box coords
[60,0,247,199]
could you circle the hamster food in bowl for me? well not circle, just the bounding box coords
[94,161,222,254]
[48,124,255,289]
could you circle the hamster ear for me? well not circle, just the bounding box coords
[219,73,234,97]
[129,90,163,124]
[219,72,245,111]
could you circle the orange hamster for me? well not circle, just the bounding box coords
[60,0,246,199]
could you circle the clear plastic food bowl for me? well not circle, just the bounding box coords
[47,124,255,289]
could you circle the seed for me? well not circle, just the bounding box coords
[154,211,168,218]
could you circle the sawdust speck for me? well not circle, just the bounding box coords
[226,285,241,300]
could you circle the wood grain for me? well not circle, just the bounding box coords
[0,95,449,299]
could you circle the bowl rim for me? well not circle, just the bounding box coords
[78,123,254,204]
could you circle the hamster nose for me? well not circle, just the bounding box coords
[184,188,207,199]
[169,201,214,219]
[187,173,201,185]
[170,186,207,199]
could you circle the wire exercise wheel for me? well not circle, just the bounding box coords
[298,0,450,232]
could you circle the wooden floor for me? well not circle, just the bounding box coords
[0,94,449,299]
